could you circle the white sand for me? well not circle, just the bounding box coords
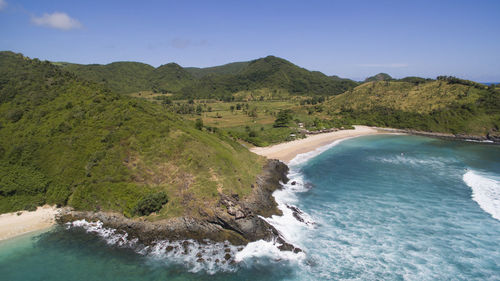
[0,205,59,241]
[251,125,387,163]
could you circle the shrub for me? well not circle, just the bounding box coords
[195,118,203,130]
[273,109,293,127]
[133,192,168,216]
[6,109,24,122]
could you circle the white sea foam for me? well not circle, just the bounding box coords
[465,139,494,143]
[235,239,304,263]
[369,155,459,171]
[66,138,348,272]
[68,220,138,247]
[237,139,347,263]
[235,172,312,263]
[463,170,500,221]
[66,220,241,274]
[288,137,353,166]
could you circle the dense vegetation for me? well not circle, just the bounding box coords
[0,51,264,216]
[327,80,500,135]
[58,61,155,94]
[179,56,358,99]
[364,73,392,82]
[132,192,168,216]
[59,56,359,99]
[3,50,498,215]
[185,61,249,79]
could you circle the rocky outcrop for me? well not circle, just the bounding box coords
[57,159,300,252]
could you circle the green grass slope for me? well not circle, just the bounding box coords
[327,79,500,135]
[0,51,264,216]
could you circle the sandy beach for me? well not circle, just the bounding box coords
[251,125,389,163]
[0,205,59,241]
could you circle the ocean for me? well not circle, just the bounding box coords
[1,135,499,280]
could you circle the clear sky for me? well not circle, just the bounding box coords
[1,0,499,81]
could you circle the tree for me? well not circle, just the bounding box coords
[195,118,203,130]
[162,98,172,105]
[273,109,293,127]
[133,192,168,216]
[196,105,203,115]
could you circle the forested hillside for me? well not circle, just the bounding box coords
[179,56,358,99]
[59,56,358,99]
[0,51,264,216]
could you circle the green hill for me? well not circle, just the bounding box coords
[364,73,392,82]
[0,51,264,218]
[179,56,358,99]
[58,56,358,99]
[59,61,155,94]
[327,79,500,135]
[149,63,194,93]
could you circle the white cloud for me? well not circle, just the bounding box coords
[0,0,7,11]
[358,63,408,68]
[31,12,82,30]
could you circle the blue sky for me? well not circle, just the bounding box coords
[1,0,499,81]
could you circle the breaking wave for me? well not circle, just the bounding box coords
[463,170,500,221]
[66,220,241,274]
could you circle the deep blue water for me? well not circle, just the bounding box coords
[1,135,499,280]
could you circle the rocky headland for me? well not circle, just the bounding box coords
[57,159,301,252]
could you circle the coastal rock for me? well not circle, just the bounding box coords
[57,159,299,252]
[487,131,500,142]
[286,204,315,226]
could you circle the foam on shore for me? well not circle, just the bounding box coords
[238,136,350,263]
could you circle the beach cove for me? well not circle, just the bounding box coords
[250,125,396,163]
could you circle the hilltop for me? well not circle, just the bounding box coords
[58,61,155,94]
[58,56,358,99]
[326,78,500,137]
[0,51,295,246]
[364,73,392,82]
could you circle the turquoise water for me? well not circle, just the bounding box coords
[1,135,499,280]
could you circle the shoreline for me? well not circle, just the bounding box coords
[375,127,500,143]
[251,125,394,163]
[0,205,59,242]
[251,125,499,164]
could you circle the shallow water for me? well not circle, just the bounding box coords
[1,135,499,280]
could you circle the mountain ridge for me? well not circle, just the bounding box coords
[55,55,358,98]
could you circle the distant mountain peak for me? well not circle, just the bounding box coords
[364,73,392,82]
